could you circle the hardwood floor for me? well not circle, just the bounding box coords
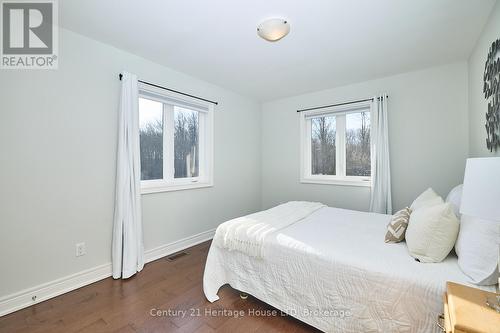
[0,241,320,333]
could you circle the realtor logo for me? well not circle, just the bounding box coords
[1,0,58,69]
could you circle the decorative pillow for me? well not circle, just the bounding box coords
[385,207,411,243]
[455,215,499,285]
[405,203,459,263]
[410,188,444,211]
[446,184,463,218]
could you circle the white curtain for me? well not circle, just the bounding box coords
[369,95,392,214]
[112,72,144,279]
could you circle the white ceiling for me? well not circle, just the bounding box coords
[60,0,496,101]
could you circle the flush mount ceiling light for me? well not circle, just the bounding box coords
[257,18,290,42]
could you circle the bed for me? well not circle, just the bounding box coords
[203,203,494,333]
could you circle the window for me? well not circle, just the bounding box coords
[139,84,213,193]
[300,101,371,186]
[345,112,371,177]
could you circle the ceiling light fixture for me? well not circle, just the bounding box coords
[257,18,290,42]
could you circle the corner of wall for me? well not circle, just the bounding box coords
[259,101,266,210]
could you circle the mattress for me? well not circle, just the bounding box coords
[203,206,494,333]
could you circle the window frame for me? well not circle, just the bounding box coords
[138,83,214,194]
[299,101,372,187]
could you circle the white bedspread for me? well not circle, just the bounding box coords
[212,201,324,258]
[203,206,495,333]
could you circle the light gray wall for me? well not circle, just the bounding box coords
[261,63,469,212]
[0,29,261,297]
[468,0,500,157]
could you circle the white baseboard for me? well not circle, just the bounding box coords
[144,228,215,263]
[0,228,215,317]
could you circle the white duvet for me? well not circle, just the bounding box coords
[213,201,325,258]
[203,205,495,333]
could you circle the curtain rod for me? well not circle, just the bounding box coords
[118,74,218,105]
[296,95,388,113]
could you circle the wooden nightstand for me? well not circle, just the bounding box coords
[440,282,500,333]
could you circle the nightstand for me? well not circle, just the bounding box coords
[440,282,500,333]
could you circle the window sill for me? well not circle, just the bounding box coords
[300,177,371,187]
[141,182,213,194]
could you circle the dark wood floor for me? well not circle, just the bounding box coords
[0,241,320,333]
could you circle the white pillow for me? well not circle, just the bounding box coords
[410,188,444,211]
[406,203,459,263]
[445,184,463,218]
[455,215,499,285]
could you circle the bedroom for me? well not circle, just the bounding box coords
[0,0,499,332]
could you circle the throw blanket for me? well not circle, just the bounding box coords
[213,201,325,258]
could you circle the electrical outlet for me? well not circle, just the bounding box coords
[75,242,86,257]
